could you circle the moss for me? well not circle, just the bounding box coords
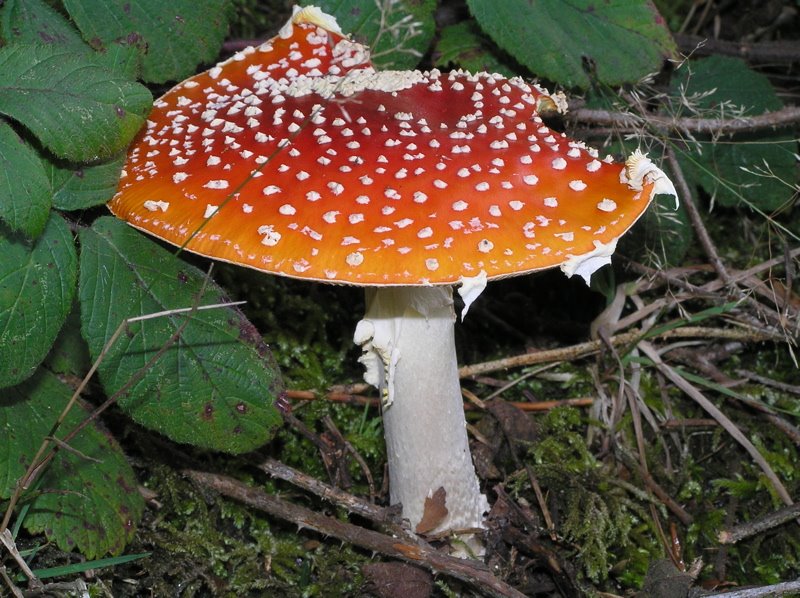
[117,464,371,596]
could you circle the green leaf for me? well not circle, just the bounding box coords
[434,21,518,78]
[466,0,677,89]
[0,213,77,388]
[0,0,87,50]
[671,56,795,211]
[0,119,51,237]
[0,44,151,162]
[62,0,232,84]
[0,0,144,79]
[79,217,283,454]
[49,156,125,211]
[674,55,782,115]
[300,0,436,69]
[1,369,144,557]
[44,306,93,378]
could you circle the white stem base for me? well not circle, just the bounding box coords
[354,286,488,537]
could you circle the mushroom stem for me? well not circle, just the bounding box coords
[354,286,489,538]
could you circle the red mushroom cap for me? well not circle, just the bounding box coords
[110,6,675,286]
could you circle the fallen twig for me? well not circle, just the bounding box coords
[459,326,778,378]
[666,149,733,286]
[568,105,800,136]
[286,389,593,411]
[704,579,800,597]
[258,457,398,526]
[719,502,800,545]
[184,469,529,598]
[674,34,800,65]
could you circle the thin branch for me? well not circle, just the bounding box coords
[568,105,800,136]
[704,579,800,598]
[286,388,593,411]
[0,531,39,590]
[259,457,399,526]
[459,326,778,378]
[184,469,529,598]
[674,34,800,65]
[719,502,800,545]
[665,149,733,285]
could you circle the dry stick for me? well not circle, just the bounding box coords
[668,152,796,338]
[737,370,800,396]
[0,531,38,592]
[665,150,733,285]
[184,469,528,598]
[638,341,794,507]
[321,415,377,500]
[568,105,800,136]
[259,457,400,526]
[674,34,800,65]
[718,502,800,545]
[0,565,24,598]
[459,326,777,378]
[285,389,594,412]
[704,580,800,598]
[702,247,800,291]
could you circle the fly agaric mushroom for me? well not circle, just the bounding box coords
[109,6,677,541]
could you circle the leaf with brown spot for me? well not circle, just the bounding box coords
[79,217,284,454]
[1,370,144,557]
[415,486,448,534]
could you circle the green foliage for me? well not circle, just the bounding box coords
[0,120,50,237]
[79,218,283,453]
[434,20,518,78]
[1,370,144,557]
[62,0,234,84]
[0,213,77,387]
[671,56,796,211]
[466,0,677,89]
[0,0,282,562]
[300,0,437,69]
[49,156,126,211]
[0,44,151,162]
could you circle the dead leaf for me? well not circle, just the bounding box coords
[415,486,448,534]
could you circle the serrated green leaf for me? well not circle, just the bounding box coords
[674,55,782,115]
[434,21,518,77]
[63,0,231,84]
[671,56,795,211]
[0,0,86,49]
[0,119,51,237]
[0,0,143,78]
[0,44,151,162]
[49,156,125,211]
[79,217,283,454]
[467,0,676,89]
[300,0,436,69]
[0,213,77,388]
[1,369,144,557]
